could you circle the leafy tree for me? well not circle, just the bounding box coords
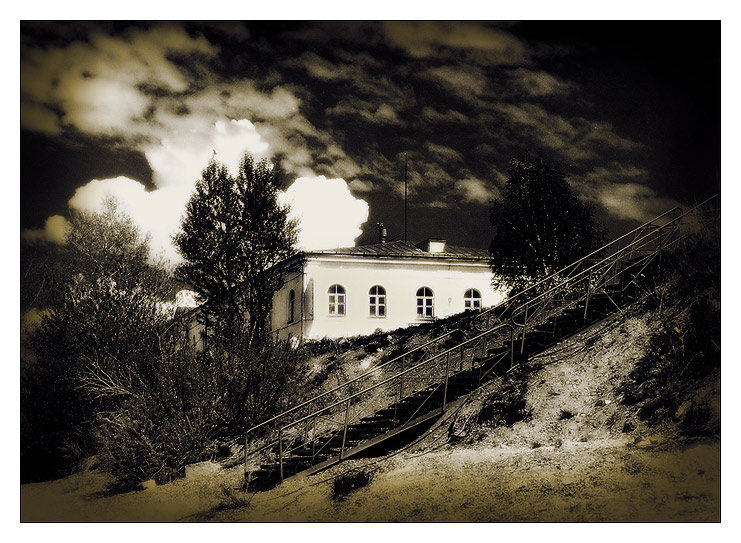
[174,154,299,349]
[22,198,174,481]
[489,152,607,292]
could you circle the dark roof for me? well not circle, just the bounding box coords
[307,240,489,260]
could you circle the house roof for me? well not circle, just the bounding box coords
[307,240,489,260]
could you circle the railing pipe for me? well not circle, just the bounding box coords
[278,428,284,482]
[279,324,514,434]
[339,399,350,460]
[583,270,592,321]
[244,329,458,440]
[442,351,451,412]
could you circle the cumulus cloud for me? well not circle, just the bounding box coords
[68,176,193,264]
[21,25,218,136]
[144,118,271,188]
[280,176,369,250]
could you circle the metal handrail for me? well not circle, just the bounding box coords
[281,323,514,434]
[243,329,458,445]
[244,195,718,480]
[472,205,685,326]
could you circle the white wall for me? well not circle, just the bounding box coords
[286,256,505,339]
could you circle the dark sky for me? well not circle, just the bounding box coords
[20,21,720,262]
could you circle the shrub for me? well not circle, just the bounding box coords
[618,231,720,434]
[92,337,309,490]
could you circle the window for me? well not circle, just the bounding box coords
[416,287,434,318]
[369,285,386,317]
[464,288,482,310]
[328,284,346,315]
[288,289,296,323]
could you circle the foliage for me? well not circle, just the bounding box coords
[618,232,720,436]
[22,199,175,482]
[489,152,607,292]
[92,338,309,489]
[174,154,299,349]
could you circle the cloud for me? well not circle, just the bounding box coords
[509,68,575,97]
[68,176,193,264]
[382,22,527,63]
[596,183,680,223]
[21,25,219,136]
[143,118,271,188]
[494,103,642,163]
[420,107,469,124]
[425,143,463,163]
[577,163,679,223]
[279,176,369,250]
[426,66,488,97]
[326,99,405,126]
[21,215,71,244]
[456,177,500,204]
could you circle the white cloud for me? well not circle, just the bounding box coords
[144,118,272,188]
[280,176,369,250]
[456,177,497,204]
[68,176,193,264]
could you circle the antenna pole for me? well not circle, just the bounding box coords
[404,153,408,243]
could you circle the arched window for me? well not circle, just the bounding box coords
[416,287,434,318]
[464,288,482,310]
[328,284,346,315]
[369,285,386,317]
[288,289,296,323]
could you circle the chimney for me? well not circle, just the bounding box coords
[377,223,387,244]
[425,238,446,253]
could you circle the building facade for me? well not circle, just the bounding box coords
[270,239,505,340]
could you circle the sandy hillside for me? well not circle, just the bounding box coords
[21,310,720,522]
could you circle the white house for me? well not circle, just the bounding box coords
[270,238,505,340]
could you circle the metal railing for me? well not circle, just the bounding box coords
[248,321,515,482]
[243,194,719,482]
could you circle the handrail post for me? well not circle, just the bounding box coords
[243,431,249,487]
[510,326,515,368]
[520,304,529,356]
[278,428,284,483]
[311,416,316,463]
[339,398,350,460]
[399,354,405,400]
[460,344,465,372]
[583,270,592,321]
[442,351,451,412]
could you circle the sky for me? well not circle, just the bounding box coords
[20,20,720,265]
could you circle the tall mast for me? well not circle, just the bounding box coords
[404,153,408,243]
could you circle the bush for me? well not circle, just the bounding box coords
[91,337,309,490]
[618,232,720,434]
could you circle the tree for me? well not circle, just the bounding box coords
[489,152,607,292]
[23,198,174,481]
[174,154,299,349]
